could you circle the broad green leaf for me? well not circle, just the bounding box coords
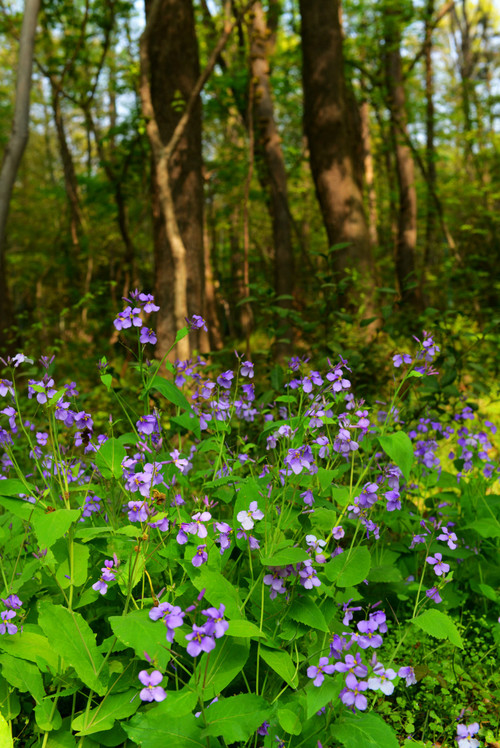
[175,326,190,343]
[325,547,371,587]
[0,713,13,748]
[0,631,58,673]
[0,677,20,720]
[278,707,302,735]
[149,376,192,412]
[186,566,242,620]
[0,478,36,497]
[335,712,399,748]
[305,677,341,720]
[465,519,500,538]
[260,646,298,688]
[195,638,249,700]
[38,601,108,695]
[412,609,463,648]
[331,486,351,506]
[202,694,272,743]
[124,712,204,748]
[151,687,198,718]
[378,431,414,481]
[72,689,139,736]
[227,620,265,638]
[171,412,201,439]
[100,373,112,391]
[289,597,328,632]
[94,438,126,480]
[368,565,402,583]
[34,699,62,731]
[44,729,78,747]
[55,542,89,589]
[0,496,37,521]
[260,547,309,566]
[32,509,80,549]
[108,609,170,670]
[0,654,45,704]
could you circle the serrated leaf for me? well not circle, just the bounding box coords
[202,694,272,743]
[412,608,463,648]
[260,547,309,566]
[335,712,399,748]
[289,597,328,632]
[72,689,139,736]
[378,431,414,481]
[325,547,371,587]
[38,602,108,695]
[108,610,170,669]
[260,646,298,688]
[0,654,45,704]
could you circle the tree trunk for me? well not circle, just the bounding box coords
[384,7,421,309]
[0,0,40,350]
[299,0,375,311]
[359,98,379,250]
[424,0,438,267]
[249,1,294,356]
[144,0,204,359]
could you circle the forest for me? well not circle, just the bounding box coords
[0,1,499,747]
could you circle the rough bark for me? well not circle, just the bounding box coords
[424,0,438,267]
[0,0,40,349]
[384,8,421,308]
[359,98,379,250]
[299,0,375,308]
[249,1,294,355]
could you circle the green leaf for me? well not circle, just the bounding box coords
[0,496,37,521]
[108,609,170,670]
[260,547,310,566]
[186,566,243,620]
[202,694,272,743]
[325,547,371,587]
[0,478,36,497]
[378,431,414,481]
[34,699,62,731]
[55,542,89,589]
[368,565,402,583]
[0,654,45,704]
[100,373,113,391]
[0,713,13,748]
[32,509,80,549]
[465,519,500,538]
[278,707,302,735]
[335,712,399,748]
[38,601,108,694]
[149,377,192,412]
[412,609,463,648]
[305,677,341,720]
[227,620,265,638]
[175,326,190,343]
[260,646,298,688]
[72,689,139,736]
[124,712,204,748]
[94,438,126,480]
[195,638,249,700]
[288,597,329,632]
[152,687,198,718]
[0,631,59,673]
[44,728,77,747]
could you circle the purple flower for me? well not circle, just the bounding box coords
[284,445,314,475]
[426,552,450,576]
[192,545,208,567]
[136,414,159,436]
[140,328,157,345]
[426,586,442,603]
[356,620,383,649]
[241,361,254,378]
[398,665,417,686]
[1,595,22,609]
[188,315,208,332]
[393,353,412,367]
[114,307,132,330]
[437,526,458,550]
[299,561,321,589]
[217,370,234,389]
[202,604,228,638]
[149,602,185,643]
[186,623,216,656]
[307,657,335,687]
[332,526,345,540]
[258,721,270,736]
[367,665,397,695]
[138,670,167,702]
[138,293,160,313]
[237,501,264,531]
[0,610,17,635]
[334,654,368,678]
[127,500,150,523]
[340,673,368,711]
[456,722,480,748]
[185,511,212,539]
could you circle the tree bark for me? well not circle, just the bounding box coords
[0,0,40,349]
[424,0,438,267]
[384,6,421,309]
[299,0,375,310]
[359,98,379,250]
[249,1,294,356]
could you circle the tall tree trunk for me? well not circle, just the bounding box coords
[0,0,40,350]
[384,6,421,309]
[144,0,205,359]
[359,98,379,250]
[424,0,437,267]
[249,1,294,356]
[299,0,375,312]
